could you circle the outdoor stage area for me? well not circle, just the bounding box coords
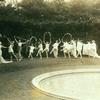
[0,57,100,100]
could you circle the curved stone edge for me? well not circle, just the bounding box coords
[32,68,100,100]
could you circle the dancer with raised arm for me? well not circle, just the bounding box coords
[61,40,69,58]
[61,33,70,58]
[61,33,74,58]
[36,38,43,59]
[0,41,12,63]
[14,36,26,61]
[50,39,61,58]
[28,44,36,59]
[25,36,36,54]
[7,38,18,61]
[28,36,37,59]
[76,39,83,58]
[43,32,51,58]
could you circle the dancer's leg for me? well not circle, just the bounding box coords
[53,50,57,58]
[30,53,33,59]
[79,52,82,58]
[12,52,18,61]
[36,50,39,56]
[55,49,58,58]
[68,52,70,58]
[46,51,48,58]
[39,52,42,59]
[10,53,13,61]
[19,47,22,60]
[50,48,54,54]
[28,52,31,58]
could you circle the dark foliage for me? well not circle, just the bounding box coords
[0,0,99,42]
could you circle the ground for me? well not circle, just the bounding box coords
[0,57,100,100]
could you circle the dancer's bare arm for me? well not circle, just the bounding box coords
[7,38,11,43]
[2,45,7,48]
[39,38,42,43]
[14,36,18,44]
[58,38,61,44]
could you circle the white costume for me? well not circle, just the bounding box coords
[83,42,91,56]
[44,43,50,52]
[76,40,83,58]
[50,42,59,58]
[18,42,23,47]
[53,43,59,50]
[0,44,12,63]
[43,43,50,58]
[28,46,35,59]
[8,45,14,53]
[38,44,43,52]
[36,43,43,59]
[83,41,100,58]
[29,46,35,53]
[17,41,24,61]
[62,41,76,58]
[70,40,77,58]
[62,42,69,53]
[8,43,17,61]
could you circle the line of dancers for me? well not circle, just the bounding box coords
[0,32,99,63]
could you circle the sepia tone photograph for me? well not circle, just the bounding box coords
[0,0,100,100]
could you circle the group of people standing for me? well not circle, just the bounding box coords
[0,32,99,64]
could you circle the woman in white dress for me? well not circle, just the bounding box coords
[36,39,43,59]
[28,44,36,59]
[14,37,26,61]
[76,39,83,58]
[50,39,61,58]
[61,33,74,58]
[91,40,100,58]
[0,41,12,63]
[43,41,51,58]
[43,32,51,58]
[25,36,37,55]
[61,41,69,58]
[7,38,18,61]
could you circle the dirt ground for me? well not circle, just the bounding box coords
[0,57,100,100]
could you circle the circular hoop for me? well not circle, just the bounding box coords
[62,33,72,42]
